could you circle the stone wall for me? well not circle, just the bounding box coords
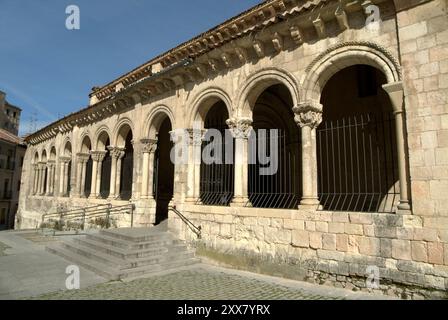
[169,203,447,299]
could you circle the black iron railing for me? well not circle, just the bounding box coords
[169,206,201,239]
[40,203,134,233]
[248,129,301,209]
[317,112,399,213]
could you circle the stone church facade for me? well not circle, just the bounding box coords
[17,0,448,297]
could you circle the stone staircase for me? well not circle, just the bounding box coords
[46,226,200,281]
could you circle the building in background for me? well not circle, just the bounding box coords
[0,91,21,136]
[0,91,26,230]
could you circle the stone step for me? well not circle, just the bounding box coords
[64,238,194,268]
[60,241,126,267]
[46,244,120,280]
[45,227,200,281]
[118,257,201,280]
[86,233,176,250]
[73,237,171,259]
[99,228,171,243]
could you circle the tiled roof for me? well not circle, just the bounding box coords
[0,128,22,145]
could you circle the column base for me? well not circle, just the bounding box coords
[298,198,321,211]
[185,197,199,203]
[397,201,412,211]
[230,197,250,207]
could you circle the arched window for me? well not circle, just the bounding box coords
[317,65,399,212]
[248,84,301,209]
[200,101,234,206]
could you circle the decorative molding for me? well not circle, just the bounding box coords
[293,101,323,129]
[140,139,158,154]
[305,41,402,79]
[226,118,253,139]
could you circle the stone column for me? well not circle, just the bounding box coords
[76,153,90,198]
[38,162,46,195]
[140,139,158,199]
[383,81,411,212]
[47,161,56,195]
[61,157,71,196]
[90,151,107,199]
[227,118,253,206]
[33,164,39,195]
[108,147,125,200]
[186,129,206,202]
[293,101,323,209]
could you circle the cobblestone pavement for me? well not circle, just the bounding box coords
[0,241,9,257]
[34,267,344,300]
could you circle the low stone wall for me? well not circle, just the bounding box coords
[16,196,156,230]
[169,204,448,299]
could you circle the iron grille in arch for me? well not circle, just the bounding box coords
[317,112,399,213]
[248,129,301,209]
[199,127,235,206]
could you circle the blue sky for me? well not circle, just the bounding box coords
[0,0,262,136]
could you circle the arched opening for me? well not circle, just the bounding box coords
[63,142,72,196]
[200,101,234,206]
[49,147,56,195]
[81,137,93,198]
[121,131,133,200]
[116,124,133,201]
[98,132,111,199]
[42,150,48,194]
[33,152,39,195]
[249,84,301,209]
[317,64,399,212]
[153,117,174,225]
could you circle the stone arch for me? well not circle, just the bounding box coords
[94,126,112,150]
[114,118,134,147]
[63,141,72,157]
[80,135,92,153]
[145,105,175,140]
[33,151,39,164]
[49,146,57,161]
[302,41,401,102]
[188,87,232,128]
[41,149,48,162]
[236,67,300,118]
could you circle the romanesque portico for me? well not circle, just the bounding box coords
[17,0,448,296]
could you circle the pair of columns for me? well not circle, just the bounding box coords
[76,153,90,197]
[33,163,44,195]
[76,148,125,200]
[140,139,158,200]
[107,147,126,200]
[45,161,56,195]
[59,157,71,196]
[33,162,55,195]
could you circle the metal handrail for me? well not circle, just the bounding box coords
[168,206,201,239]
[41,203,134,233]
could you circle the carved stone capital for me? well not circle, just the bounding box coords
[77,152,90,163]
[140,139,158,154]
[293,101,323,129]
[187,129,207,146]
[108,147,125,160]
[226,117,253,139]
[91,150,108,162]
[59,156,71,164]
